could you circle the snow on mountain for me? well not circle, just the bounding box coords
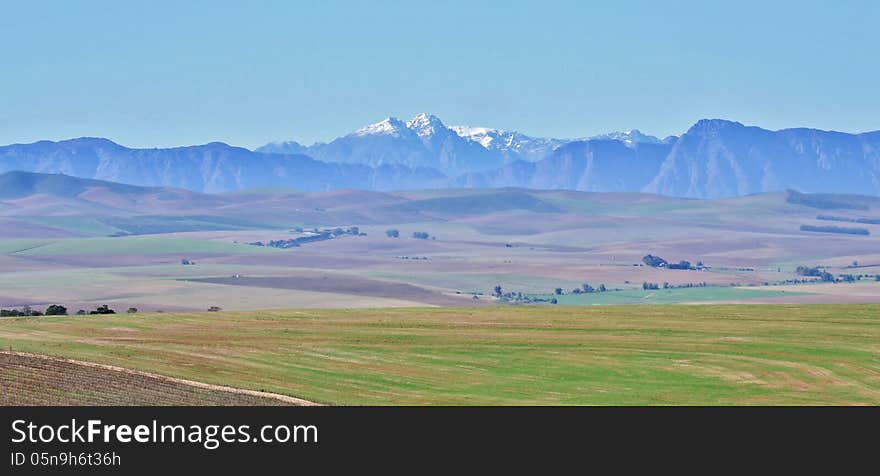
[449,125,572,162]
[406,113,446,138]
[352,117,413,138]
[589,129,664,147]
[258,114,667,166]
[255,140,308,155]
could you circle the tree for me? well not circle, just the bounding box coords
[127,307,138,314]
[550,298,558,304]
[385,229,400,238]
[412,231,430,239]
[554,288,563,295]
[597,284,607,292]
[44,305,67,316]
[493,285,502,297]
[76,310,86,315]
[642,254,667,268]
[668,260,692,270]
[208,306,222,312]
[582,283,594,293]
[90,305,115,315]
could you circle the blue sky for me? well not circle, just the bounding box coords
[1,0,877,148]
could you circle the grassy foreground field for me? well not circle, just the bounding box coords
[1,305,879,405]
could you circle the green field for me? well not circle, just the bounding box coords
[531,286,810,305]
[1,304,878,405]
[8,236,279,255]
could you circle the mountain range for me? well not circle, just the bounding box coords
[1,115,879,198]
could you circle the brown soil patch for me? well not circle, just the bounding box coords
[0,351,317,406]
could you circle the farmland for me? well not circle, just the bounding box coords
[1,304,878,405]
[0,351,301,405]
[2,179,880,313]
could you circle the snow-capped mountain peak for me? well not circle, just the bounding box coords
[405,113,446,138]
[448,125,504,148]
[589,129,662,147]
[352,117,410,137]
[449,125,572,161]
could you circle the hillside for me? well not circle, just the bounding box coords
[3,171,880,238]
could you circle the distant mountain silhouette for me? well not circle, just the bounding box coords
[645,119,880,198]
[3,117,880,197]
[0,138,445,193]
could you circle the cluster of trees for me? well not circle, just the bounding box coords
[0,304,128,317]
[835,273,878,283]
[492,285,563,305]
[0,305,62,317]
[250,227,364,249]
[552,283,613,295]
[793,265,880,284]
[642,254,667,267]
[493,286,527,303]
[669,282,708,288]
[795,266,835,282]
[385,229,433,240]
[786,190,868,211]
[800,225,870,236]
[645,282,710,290]
[641,255,704,270]
[181,259,196,265]
[82,305,116,315]
[817,215,880,225]
[571,282,607,294]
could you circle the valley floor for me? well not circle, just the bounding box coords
[2,188,880,312]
